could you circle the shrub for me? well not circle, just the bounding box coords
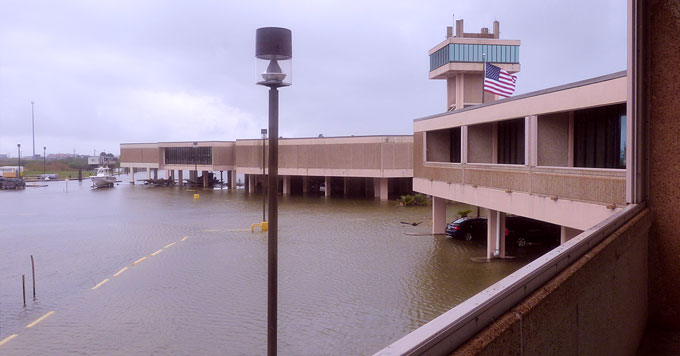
[398,193,428,207]
[457,209,472,217]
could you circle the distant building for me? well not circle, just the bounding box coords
[0,154,8,160]
[88,155,117,166]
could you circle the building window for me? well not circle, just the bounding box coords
[497,118,525,164]
[429,44,520,71]
[426,128,461,163]
[164,147,212,165]
[573,103,626,169]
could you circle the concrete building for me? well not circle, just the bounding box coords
[119,135,413,200]
[418,71,627,258]
[119,141,236,187]
[235,135,413,200]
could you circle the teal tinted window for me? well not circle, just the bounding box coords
[430,43,519,71]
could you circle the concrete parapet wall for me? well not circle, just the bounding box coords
[235,136,413,177]
[451,208,650,356]
[415,133,627,207]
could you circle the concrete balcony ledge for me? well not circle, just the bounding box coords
[417,163,626,207]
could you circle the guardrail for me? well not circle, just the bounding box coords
[374,202,644,356]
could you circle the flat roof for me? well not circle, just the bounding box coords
[415,70,627,123]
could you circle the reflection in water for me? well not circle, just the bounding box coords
[0,177,545,355]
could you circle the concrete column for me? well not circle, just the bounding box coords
[230,170,236,190]
[302,176,309,194]
[248,174,256,193]
[373,178,380,198]
[283,175,291,195]
[129,168,135,184]
[178,170,183,185]
[153,169,158,180]
[461,126,468,164]
[147,168,151,180]
[343,177,348,196]
[379,178,389,201]
[486,210,507,259]
[432,196,447,235]
[561,226,582,245]
[202,170,208,188]
[325,176,331,198]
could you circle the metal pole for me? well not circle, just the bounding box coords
[31,101,35,159]
[17,144,21,178]
[22,275,26,307]
[31,255,36,300]
[482,53,486,104]
[43,147,46,173]
[267,86,279,356]
[262,131,266,222]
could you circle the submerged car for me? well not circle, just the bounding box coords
[505,216,560,247]
[445,215,560,247]
[445,217,488,241]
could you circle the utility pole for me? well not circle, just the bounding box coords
[31,101,36,159]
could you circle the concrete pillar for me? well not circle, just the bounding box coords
[302,176,309,194]
[343,177,348,196]
[325,176,331,198]
[248,174,256,193]
[374,178,381,198]
[283,175,291,195]
[560,226,582,245]
[432,196,447,235]
[379,178,389,201]
[487,210,506,259]
[153,169,158,180]
[230,170,236,190]
[147,168,151,180]
[178,170,183,185]
[130,168,135,184]
[202,170,208,188]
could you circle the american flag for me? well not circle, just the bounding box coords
[484,63,517,98]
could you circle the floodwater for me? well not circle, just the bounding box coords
[0,177,543,355]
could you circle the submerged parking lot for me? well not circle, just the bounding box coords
[0,178,545,355]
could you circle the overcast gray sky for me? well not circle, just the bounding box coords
[0,0,626,157]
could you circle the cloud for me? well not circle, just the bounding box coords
[0,0,627,156]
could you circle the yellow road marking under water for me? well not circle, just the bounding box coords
[91,279,110,290]
[164,242,177,248]
[132,257,147,265]
[180,236,189,242]
[0,334,18,347]
[200,229,220,232]
[227,228,251,232]
[151,249,163,256]
[26,311,55,328]
[113,267,128,277]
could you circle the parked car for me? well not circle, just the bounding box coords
[445,215,560,247]
[505,216,560,247]
[445,217,488,240]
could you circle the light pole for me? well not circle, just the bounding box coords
[31,101,35,159]
[193,141,198,185]
[261,128,267,222]
[17,144,21,178]
[43,146,46,173]
[256,27,292,356]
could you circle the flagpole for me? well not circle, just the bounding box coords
[481,53,486,104]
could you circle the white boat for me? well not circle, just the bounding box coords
[91,167,117,188]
